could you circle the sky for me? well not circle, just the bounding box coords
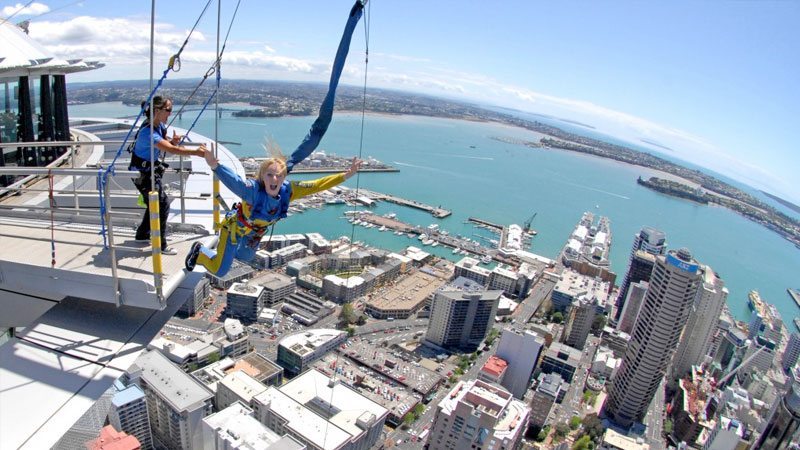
[3,0,799,204]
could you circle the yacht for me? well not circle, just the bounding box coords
[481,255,492,264]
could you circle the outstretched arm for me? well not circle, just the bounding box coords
[290,158,363,201]
[201,147,258,203]
[286,0,365,173]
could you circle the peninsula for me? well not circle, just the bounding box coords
[67,79,800,247]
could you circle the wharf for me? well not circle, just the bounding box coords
[360,189,451,218]
[351,212,494,260]
[467,217,503,232]
[788,288,800,310]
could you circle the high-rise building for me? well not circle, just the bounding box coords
[200,402,304,450]
[617,280,649,334]
[671,265,728,380]
[614,227,666,322]
[108,382,153,450]
[226,283,265,323]
[604,248,701,428]
[783,333,800,373]
[753,381,800,449]
[495,328,544,399]
[740,291,783,379]
[427,379,530,450]
[564,298,597,350]
[277,329,346,378]
[425,290,500,351]
[127,349,214,450]
[252,369,388,450]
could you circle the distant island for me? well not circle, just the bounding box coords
[760,190,800,215]
[67,79,800,247]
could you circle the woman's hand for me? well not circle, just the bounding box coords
[170,130,184,146]
[200,146,219,169]
[344,157,363,179]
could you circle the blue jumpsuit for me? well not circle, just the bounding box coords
[189,1,364,277]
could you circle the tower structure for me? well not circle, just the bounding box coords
[671,265,728,380]
[614,227,666,322]
[425,290,500,351]
[754,381,800,449]
[604,248,701,428]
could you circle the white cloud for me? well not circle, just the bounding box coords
[1,2,49,18]
[29,16,205,62]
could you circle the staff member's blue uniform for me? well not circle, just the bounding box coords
[130,123,170,248]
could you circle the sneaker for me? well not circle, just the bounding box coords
[185,242,202,271]
[162,246,177,256]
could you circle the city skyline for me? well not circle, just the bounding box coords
[3,0,799,204]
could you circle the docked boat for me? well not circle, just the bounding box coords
[795,317,800,332]
[481,255,492,264]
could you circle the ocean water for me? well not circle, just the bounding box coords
[70,102,800,323]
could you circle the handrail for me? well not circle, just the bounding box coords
[0,165,191,308]
[0,140,206,148]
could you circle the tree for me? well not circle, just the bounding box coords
[552,311,564,324]
[413,403,425,416]
[554,423,570,438]
[340,303,357,325]
[569,415,582,430]
[356,315,367,325]
[581,414,604,440]
[346,325,356,337]
[572,435,592,450]
[591,314,607,333]
[402,412,415,428]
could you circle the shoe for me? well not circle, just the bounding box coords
[185,242,202,271]
[162,247,177,256]
[135,235,150,242]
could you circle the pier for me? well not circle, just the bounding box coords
[788,288,800,310]
[349,211,494,260]
[361,190,451,218]
[467,217,503,232]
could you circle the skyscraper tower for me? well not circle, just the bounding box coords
[754,381,800,449]
[604,248,701,428]
[670,265,728,380]
[614,227,666,322]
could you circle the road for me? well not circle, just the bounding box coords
[548,335,599,426]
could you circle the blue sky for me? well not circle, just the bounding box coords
[4,1,799,204]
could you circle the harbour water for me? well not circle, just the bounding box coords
[70,102,800,323]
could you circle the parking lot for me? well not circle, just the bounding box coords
[340,337,443,396]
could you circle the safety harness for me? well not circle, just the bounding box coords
[222,182,292,246]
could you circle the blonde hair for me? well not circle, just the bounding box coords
[255,137,287,186]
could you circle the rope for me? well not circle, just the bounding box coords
[168,0,242,132]
[348,0,370,262]
[95,0,214,248]
[0,0,34,26]
[48,170,56,267]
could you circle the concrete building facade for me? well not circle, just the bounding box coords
[127,350,213,450]
[425,290,500,352]
[605,249,702,428]
[427,379,530,450]
[496,328,544,399]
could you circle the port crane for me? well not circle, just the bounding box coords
[523,212,537,233]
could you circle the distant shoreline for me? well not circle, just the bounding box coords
[67,82,800,247]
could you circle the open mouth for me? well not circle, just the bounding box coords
[269,184,278,191]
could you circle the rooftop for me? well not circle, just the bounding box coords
[482,356,509,377]
[279,329,345,357]
[135,349,213,412]
[254,368,389,450]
